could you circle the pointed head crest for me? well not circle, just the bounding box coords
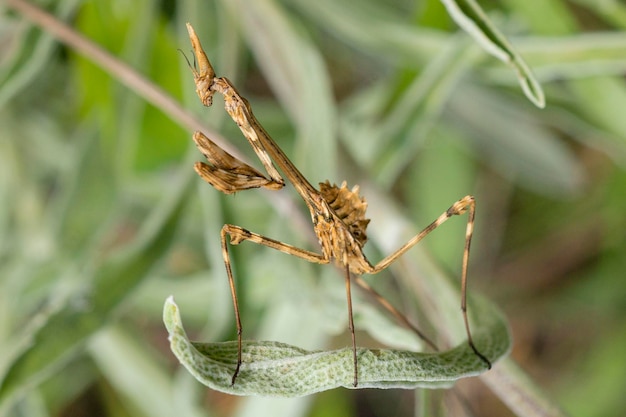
[186,23,216,106]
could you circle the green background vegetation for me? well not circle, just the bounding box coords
[1,0,625,416]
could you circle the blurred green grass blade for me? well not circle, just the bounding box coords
[0,171,194,411]
[0,0,81,108]
[484,32,626,83]
[89,325,177,417]
[570,0,626,28]
[288,0,447,60]
[557,322,626,417]
[440,0,545,108]
[482,359,571,417]
[164,294,510,397]
[450,85,584,195]
[543,106,626,167]
[570,77,626,143]
[501,0,577,34]
[372,36,478,184]
[338,34,476,181]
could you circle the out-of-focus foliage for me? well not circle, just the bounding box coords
[1,0,625,416]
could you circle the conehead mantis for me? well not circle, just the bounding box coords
[184,23,491,387]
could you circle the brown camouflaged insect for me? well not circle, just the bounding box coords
[185,23,490,387]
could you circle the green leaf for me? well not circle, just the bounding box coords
[440,0,545,108]
[164,295,510,397]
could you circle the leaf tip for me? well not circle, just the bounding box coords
[163,296,179,337]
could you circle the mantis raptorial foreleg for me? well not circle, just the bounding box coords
[193,131,283,194]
